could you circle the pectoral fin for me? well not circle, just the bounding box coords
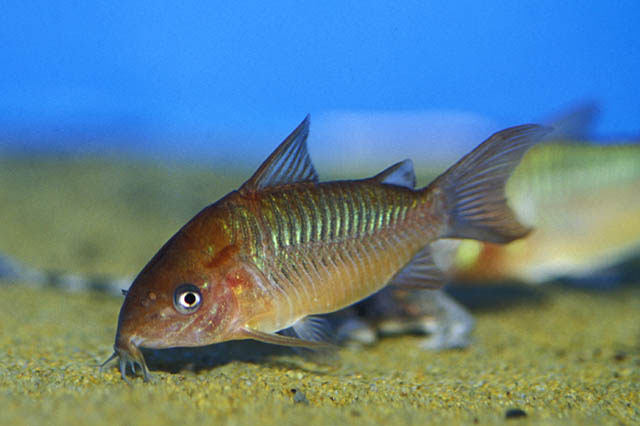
[240,326,335,350]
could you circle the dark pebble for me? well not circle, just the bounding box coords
[505,408,527,419]
[613,351,627,362]
[290,388,309,405]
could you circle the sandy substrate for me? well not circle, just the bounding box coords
[0,155,638,425]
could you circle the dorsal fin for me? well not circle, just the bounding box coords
[370,159,416,188]
[240,115,319,193]
[543,102,599,142]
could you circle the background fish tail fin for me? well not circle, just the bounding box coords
[428,124,551,244]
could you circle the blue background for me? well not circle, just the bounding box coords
[1,1,638,166]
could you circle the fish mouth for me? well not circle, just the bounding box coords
[101,336,152,383]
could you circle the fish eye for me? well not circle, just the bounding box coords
[173,283,202,314]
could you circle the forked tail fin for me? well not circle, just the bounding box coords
[427,124,552,244]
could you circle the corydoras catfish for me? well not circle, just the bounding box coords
[437,141,640,284]
[105,116,550,381]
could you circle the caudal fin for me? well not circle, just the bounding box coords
[428,124,552,244]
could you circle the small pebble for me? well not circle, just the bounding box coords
[505,408,527,419]
[290,388,309,405]
[613,352,627,362]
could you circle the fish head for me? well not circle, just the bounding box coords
[113,204,244,377]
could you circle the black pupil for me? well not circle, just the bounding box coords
[183,292,197,306]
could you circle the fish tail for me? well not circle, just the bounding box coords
[426,124,552,244]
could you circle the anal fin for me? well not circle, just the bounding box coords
[390,244,446,289]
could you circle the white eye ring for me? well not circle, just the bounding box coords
[173,284,202,314]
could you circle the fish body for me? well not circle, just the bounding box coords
[110,116,549,381]
[220,180,436,332]
[442,142,640,284]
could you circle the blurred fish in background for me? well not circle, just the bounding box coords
[432,104,640,287]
